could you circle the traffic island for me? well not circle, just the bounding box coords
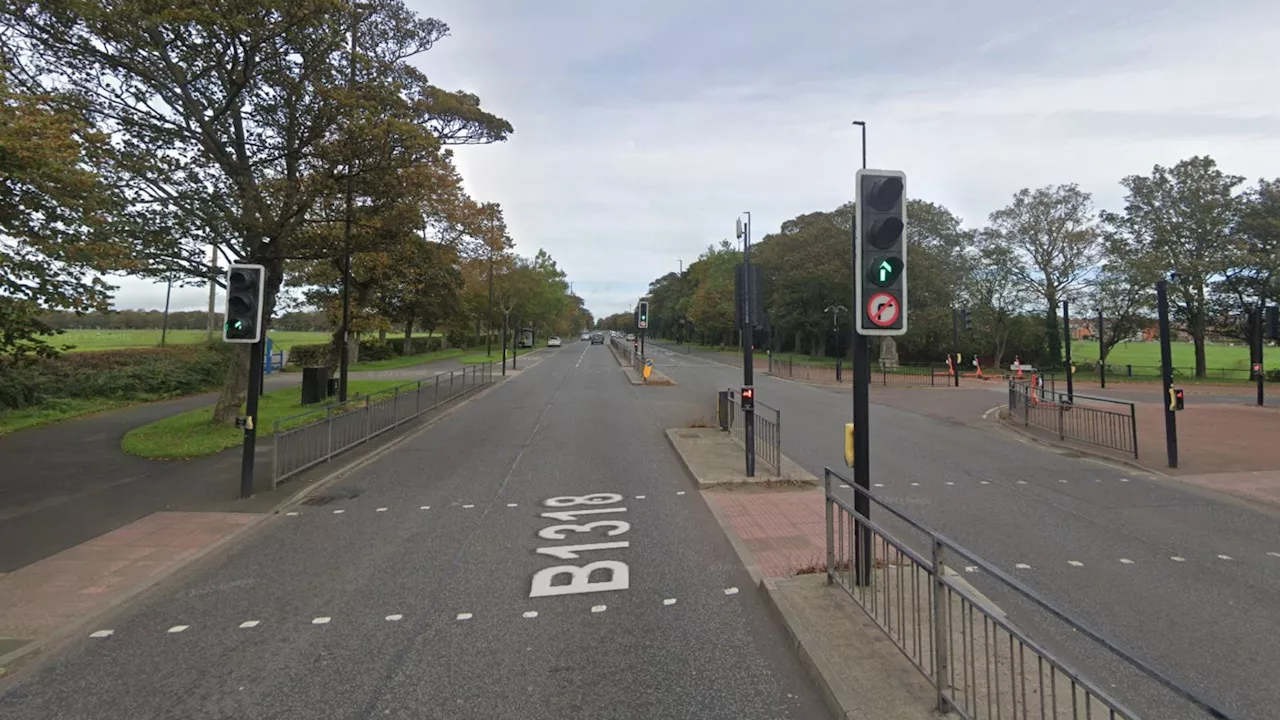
[665,427,813,487]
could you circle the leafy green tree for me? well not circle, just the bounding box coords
[1214,178,1280,354]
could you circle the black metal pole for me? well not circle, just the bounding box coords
[640,328,645,357]
[742,213,756,479]
[240,338,264,499]
[338,6,358,403]
[486,253,494,358]
[851,123,871,587]
[1063,300,1074,403]
[1098,310,1106,389]
[1156,280,1178,468]
[951,308,960,387]
[160,277,172,346]
[513,316,520,370]
[501,312,508,375]
[1256,306,1265,407]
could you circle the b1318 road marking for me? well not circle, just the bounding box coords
[529,493,631,598]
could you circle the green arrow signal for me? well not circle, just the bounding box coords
[868,256,903,287]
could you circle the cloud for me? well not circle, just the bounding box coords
[110,0,1280,321]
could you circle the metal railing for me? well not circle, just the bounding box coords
[723,389,781,475]
[271,362,494,485]
[767,356,947,386]
[609,335,646,373]
[823,467,1235,720]
[1007,379,1139,458]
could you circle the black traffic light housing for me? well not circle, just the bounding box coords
[741,386,754,411]
[963,308,973,332]
[1168,387,1185,411]
[854,169,907,336]
[1268,306,1279,341]
[638,300,649,329]
[223,263,266,343]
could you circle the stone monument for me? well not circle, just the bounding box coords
[878,337,899,368]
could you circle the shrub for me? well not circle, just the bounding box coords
[286,343,329,368]
[1267,368,1280,383]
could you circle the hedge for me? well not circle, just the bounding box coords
[0,344,232,410]
[286,333,488,368]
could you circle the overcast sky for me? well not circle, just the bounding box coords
[113,0,1280,319]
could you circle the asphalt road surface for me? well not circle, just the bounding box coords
[0,342,826,720]
[642,341,1280,720]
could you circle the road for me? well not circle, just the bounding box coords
[0,341,826,720]
[642,341,1280,720]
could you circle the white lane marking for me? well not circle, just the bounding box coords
[462,504,475,509]
[522,611,538,619]
[663,598,677,606]
[635,495,646,499]
[312,617,331,625]
[1068,561,1084,567]
[89,630,113,638]
[385,614,403,621]
[839,484,849,489]
[1058,480,1068,484]
[376,507,388,512]
[507,503,518,508]
[873,483,884,488]
[1014,563,1031,570]
[964,566,977,573]
[1094,479,1102,483]
[1217,554,1234,561]
[591,605,607,613]
[910,482,920,487]
[1268,552,1280,558]
[677,491,686,496]
[978,481,990,485]
[167,625,189,633]
[420,506,430,510]
[1119,558,1134,564]
[456,613,473,621]
[239,621,260,628]
[1016,480,1027,485]
[575,344,590,368]
[724,587,739,596]
[1119,478,1130,483]
[332,509,345,514]
[945,482,955,486]
[1171,556,1186,562]
[982,405,1003,419]
[285,512,300,516]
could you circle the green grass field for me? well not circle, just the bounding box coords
[46,329,329,352]
[121,379,408,459]
[1073,341,1277,371]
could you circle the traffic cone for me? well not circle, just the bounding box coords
[974,355,983,379]
[1015,356,1024,379]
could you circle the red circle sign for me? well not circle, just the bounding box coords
[865,292,900,328]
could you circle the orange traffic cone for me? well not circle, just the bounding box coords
[1014,356,1024,380]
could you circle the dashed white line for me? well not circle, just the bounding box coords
[312,617,331,625]
[332,509,345,514]
[523,611,538,619]
[591,605,607,613]
[1016,480,1027,485]
[89,630,113,638]
[663,598,677,606]
[1268,552,1280,558]
[376,507,388,512]
[910,482,920,487]
[978,481,990,485]
[462,504,475,509]
[1067,561,1084,567]
[1014,563,1031,570]
[506,503,518,508]
[1058,480,1067,484]
[385,614,403,622]
[873,483,884,488]
[1119,558,1134,565]
[1119,478,1130,483]
[456,613,473,621]
[1171,556,1186,562]
[1217,554,1234,561]
[285,512,300,516]
[724,587,739,596]
[167,625,189,633]
[839,484,850,489]
[420,506,430,510]
[677,491,686,496]
[964,566,978,573]
[635,495,646,499]
[945,482,955,486]
[239,621,260,628]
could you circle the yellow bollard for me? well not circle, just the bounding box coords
[844,423,855,468]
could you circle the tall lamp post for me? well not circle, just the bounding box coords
[824,304,846,357]
[337,2,365,403]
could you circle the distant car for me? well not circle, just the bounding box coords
[548,336,562,347]
[580,333,590,341]
[590,333,604,345]
[626,333,636,342]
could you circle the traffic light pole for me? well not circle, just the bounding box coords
[1256,306,1265,407]
[1062,300,1074,403]
[1098,311,1106,389]
[850,124,871,587]
[1156,280,1178,468]
[240,338,264,499]
[742,214,756,479]
[950,309,960,387]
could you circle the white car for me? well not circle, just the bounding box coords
[547,336,562,347]
[580,333,590,341]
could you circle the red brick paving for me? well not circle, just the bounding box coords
[709,489,827,579]
[0,512,258,639]
[1133,402,1280,475]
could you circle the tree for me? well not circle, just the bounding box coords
[6,0,512,421]
[1214,178,1280,356]
[0,72,126,359]
[1090,226,1160,366]
[1106,156,1244,377]
[967,238,1028,370]
[987,184,1100,367]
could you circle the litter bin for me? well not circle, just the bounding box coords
[327,378,339,398]
[301,367,329,405]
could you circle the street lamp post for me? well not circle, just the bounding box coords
[486,251,495,357]
[337,2,362,403]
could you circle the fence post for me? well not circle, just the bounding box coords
[364,395,372,444]
[434,374,440,408]
[326,406,334,461]
[1024,385,1030,426]
[931,538,951,713]
[449,370,455,398]
[1129,403,1139,459]
[271,420,279,487]
[415,379,422,418]
[774,406,782,477]
[825,472,834,585]
[1058,398,1065,440]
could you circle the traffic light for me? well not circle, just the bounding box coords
[855,169,907,336]
[741,386,754,411]
[638,300,649,329]
[1168,387,1185,411]
[223,263,265,343]
[963,308,973,332]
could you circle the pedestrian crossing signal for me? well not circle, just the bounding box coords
[741,387,754,411]
[1168,387,1184,411]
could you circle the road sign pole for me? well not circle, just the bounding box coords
[851,223,872,588]
[1156,280,1178,468]
[1098,311,1106,389]
[741,214,756,479]
[1062,300,1074,403]
[1256,306,1265,407]
[951,308,960,387]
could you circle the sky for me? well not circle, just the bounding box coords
[112,0,1280,320]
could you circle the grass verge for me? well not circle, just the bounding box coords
[0,397,151,435]
[455,351,511,365]
[350,347,468,371]
[121,379,409,460]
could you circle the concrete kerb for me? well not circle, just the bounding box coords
[607,340,676,385]
[665,427,816,488]
[992,407,1157,478]
[0,364,523,678]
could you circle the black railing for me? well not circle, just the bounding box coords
[1007,380,1139,458]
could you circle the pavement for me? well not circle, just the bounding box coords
[640,339,1280,720]
[0,340,829,719]
[0,354,495,575]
